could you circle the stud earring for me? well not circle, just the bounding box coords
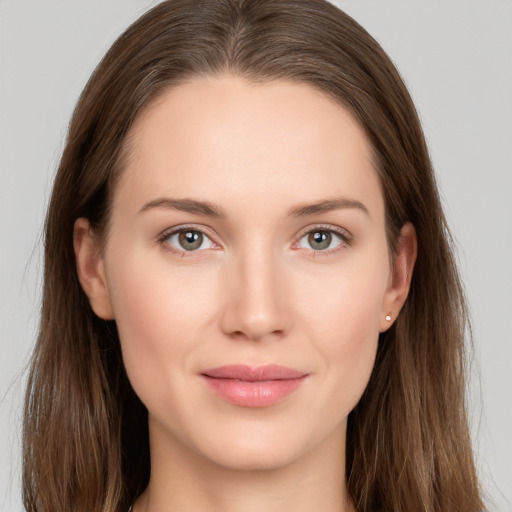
[385,315,392,322]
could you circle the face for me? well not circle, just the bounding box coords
[76,75,412,472]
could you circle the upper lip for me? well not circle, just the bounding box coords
[201,364,307,381]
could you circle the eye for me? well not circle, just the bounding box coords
[296,228,346,252]
[163,228,216,252]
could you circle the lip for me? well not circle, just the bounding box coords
[201,365,308,408]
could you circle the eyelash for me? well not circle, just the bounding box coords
[157,224,218,257]
[293,224,352,257]
[157,224,352,257]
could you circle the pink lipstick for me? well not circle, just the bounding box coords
[201,365,307,407]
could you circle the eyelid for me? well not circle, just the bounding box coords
[157,224,221,254]
[156,222,352,256]
[292,224,352,254]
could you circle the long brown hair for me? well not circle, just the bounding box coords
[23,1,484,511]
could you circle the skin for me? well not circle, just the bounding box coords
[74,75,417,512]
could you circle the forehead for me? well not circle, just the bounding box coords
[114,74,383,218]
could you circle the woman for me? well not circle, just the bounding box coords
[22,1,485,511]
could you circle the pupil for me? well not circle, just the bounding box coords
[179,230,203,250]
[309,231,331,250]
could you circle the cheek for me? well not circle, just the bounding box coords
[295,252,389,409]
[109,245,216,334]
[105,251,218,399]
[297,249,389,338]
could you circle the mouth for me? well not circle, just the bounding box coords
[200,364,308,408]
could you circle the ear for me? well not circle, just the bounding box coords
[73,217,114,320]
[379,222,417,332]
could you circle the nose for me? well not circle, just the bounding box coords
[219,246,290,342]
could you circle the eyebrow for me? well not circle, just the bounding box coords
[139,198,226,218]
[138,195,369,218]
[288,197,369,217]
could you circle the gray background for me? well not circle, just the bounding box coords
[1,1,511,510]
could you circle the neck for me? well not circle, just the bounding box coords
[134,419,354,512]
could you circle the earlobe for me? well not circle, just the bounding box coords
[379,222,417,332]
[73,218,114,320]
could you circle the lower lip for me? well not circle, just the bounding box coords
[202,376,307,407]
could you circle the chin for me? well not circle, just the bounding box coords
[188,416,341,473]
[204,440,305,472]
